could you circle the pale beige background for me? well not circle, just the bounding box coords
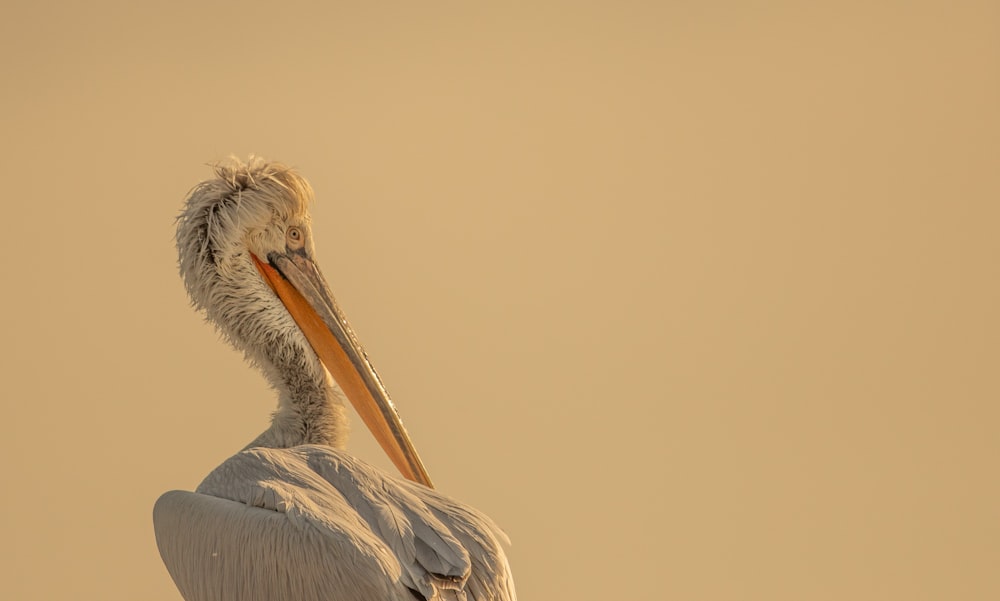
[1,1,997,600]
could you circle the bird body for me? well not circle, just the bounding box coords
[154,158,514,601]
[155,446,513,601]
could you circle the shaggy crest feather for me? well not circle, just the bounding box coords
[176,156,312,312]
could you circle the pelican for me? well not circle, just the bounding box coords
[153,157,515,601]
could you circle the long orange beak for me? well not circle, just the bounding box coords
[251,252,434,488]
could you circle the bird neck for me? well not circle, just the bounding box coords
[245,335,350,451]
[203,259,350,451]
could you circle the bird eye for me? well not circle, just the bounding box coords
[286,226,305,249]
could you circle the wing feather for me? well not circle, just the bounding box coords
[154,445,515,601]
[153,490,409,601]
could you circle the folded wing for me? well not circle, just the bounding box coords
[154,446,515,601]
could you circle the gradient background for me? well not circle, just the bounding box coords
[1,2,998,600]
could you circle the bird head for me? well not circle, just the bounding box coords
[176,157,313,320]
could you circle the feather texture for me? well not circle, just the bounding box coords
[157,158,515,600]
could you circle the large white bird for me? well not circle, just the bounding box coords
[153,158,515,601]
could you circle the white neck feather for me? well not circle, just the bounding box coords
[203,258,350,451]
[244,339,350,450]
